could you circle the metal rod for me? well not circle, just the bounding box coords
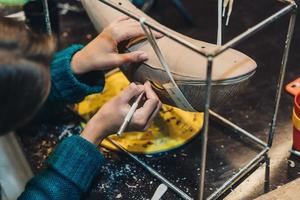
[139,18,195,111]
[98,0,207,57]
[267,11,297,147]
[290,149,300,156]
[217,0,222,45]
[139,18,177,87]
[106,138,193,200]
[98,0,295,60]
[42,0,52,35]
[199,57,214,200]
[207,148,269,200]
[264,155,270,193]
[209,110,267,148]
[213,2,296,57]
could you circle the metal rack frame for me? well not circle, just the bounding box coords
[44,0,298,199]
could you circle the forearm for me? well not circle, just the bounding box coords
[48,45,105,104]
[18,136,105,200]
[18,169,81,200]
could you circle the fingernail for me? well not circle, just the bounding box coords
[138,52,148,61]
[157,32,164,37]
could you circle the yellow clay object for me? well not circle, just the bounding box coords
[76,71,204,154]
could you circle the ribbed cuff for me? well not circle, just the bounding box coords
[49,44,105,103]
[47,135,105,192]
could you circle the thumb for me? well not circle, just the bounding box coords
[113,51,148,66]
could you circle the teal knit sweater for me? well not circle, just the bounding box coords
[18,45,105,200]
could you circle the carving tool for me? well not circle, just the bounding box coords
[117,91,145,136]
[139,17,196,112]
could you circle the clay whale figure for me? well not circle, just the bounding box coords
[81,0,257,111]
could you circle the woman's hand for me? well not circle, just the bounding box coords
[80,82,162,145]
[71,17,162,75]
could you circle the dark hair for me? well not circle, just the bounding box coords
[0,16,56,134]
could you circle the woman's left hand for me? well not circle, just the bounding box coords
[71,17,162,74]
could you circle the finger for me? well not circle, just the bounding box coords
[120,18,163,37]
[144,81,160,100]
[133,97,159,126]
[115,16,130,23]
[141,81,161,128]
[118,83,144,103]
[134,81,160,118]
[114,21,163,43]
[117,18,141,26]
[111,51,148,66]
[143,102,162,130]
[121,18,138,24]
[126,22,164,38]
[109,16,130,29]
[126,21,164,38]
[151,30,164,39]
[115,26,145,42]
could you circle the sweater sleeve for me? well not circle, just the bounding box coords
[48,45,105,104]
[18,136,105,200]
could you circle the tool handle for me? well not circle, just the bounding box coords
[117,92,145,136]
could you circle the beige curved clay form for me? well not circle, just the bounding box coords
[81,0,257,111]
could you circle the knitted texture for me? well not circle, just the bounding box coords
[18,136,105,200]
[18,45,106,199]
[47,136,104,192]
[49,45,105,103]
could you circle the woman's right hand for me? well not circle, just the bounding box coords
[80,82,161,145]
